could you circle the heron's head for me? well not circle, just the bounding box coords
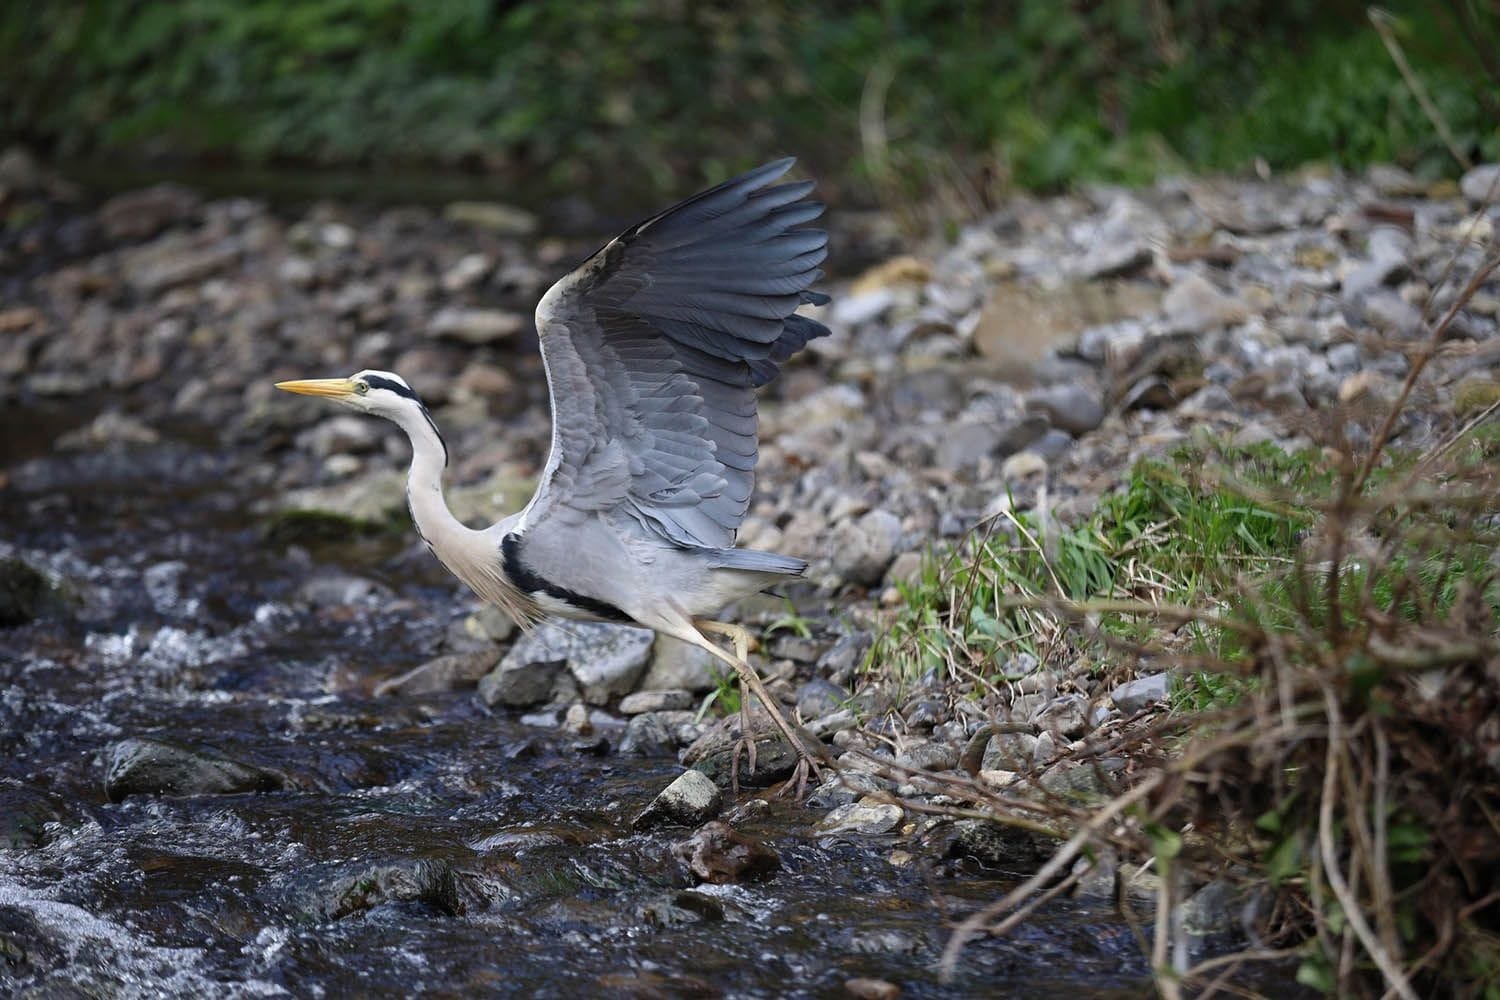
[275,369,423,418]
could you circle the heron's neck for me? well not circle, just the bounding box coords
[394,407,465,548]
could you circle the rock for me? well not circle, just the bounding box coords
[120,232,239,293]
[981,731,1039,771]
[1453,376,1500,416]
[1000,450,1047,481]
[682,709,809,788]
[464,604,517,644]
[633,770,723,829]
[564,625,654,703]
[0,557,60,628]
[103,738,287,801]
[1036,695,1090,738]
[671,821,780,884]
[618,689,694,714]
[829,509,902,586]
[796,678,849,720]
[1078,240,1152,280]
[1460,163,1500,205]
[884,551,924,589]
[442,201,538,235]
[818,632,872,685]
[1338,370,1394,404]
[295,570,392,608]
[947,818,1053,867]
[934,420,1005,471]
[1163,273,1250,334]
[640,635,720,693]
[1027,384,1105,435]
[766,634,825,663]
[1,784,64,850]
[477,654,566,708]
[1368,163,1426,198]
[831,288,897,327]
[99,184,201,241]
[314,859,462,920]
[479,621,653,706]
[1111,673,1171,715]
[428,307,524,344]
[850,255,932,295]
[619,710,705,755]
[844,977,902,1000]
[894,742,958,771]
[1354,291,1423,337]
[973,281,1158,367]
[375,649,501,697]
[439,252,492,292]
[816,801,903,836]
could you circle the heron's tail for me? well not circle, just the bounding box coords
[710,547,807,577]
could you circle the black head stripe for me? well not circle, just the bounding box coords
[363,374,417,400]
[365,374,448,466]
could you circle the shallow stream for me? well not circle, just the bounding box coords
[0,416,1154,998]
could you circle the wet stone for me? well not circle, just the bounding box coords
[671,821,780,884]
[948,818,1055,867]
[481,622,653,706]
[313,859,463,921]
[0,556,61,627]
[633,769,723,830]
[376,649,502,697]
[618,710,705,756]
[618,689,694,714]
[682,711,807,788]
[815,801,903,837]
[104,737,288,801]
[1027,384,1105,435]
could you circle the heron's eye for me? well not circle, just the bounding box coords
[354,382,369,395]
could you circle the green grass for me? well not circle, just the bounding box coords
[871,431,1500,721]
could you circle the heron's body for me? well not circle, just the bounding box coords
[278,159,831,783]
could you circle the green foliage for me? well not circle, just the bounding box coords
[2,2,1495,198]
[869,442,1320,688]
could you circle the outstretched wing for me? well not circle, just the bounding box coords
[516,158,829,550]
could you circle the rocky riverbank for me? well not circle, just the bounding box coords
[3,146,1498,992]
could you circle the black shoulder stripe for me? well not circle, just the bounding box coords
[500,534,631,623]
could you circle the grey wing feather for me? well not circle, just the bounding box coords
[523,158,830,550]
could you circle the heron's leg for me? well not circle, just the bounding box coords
[696,620,758,783]
[693,620,827,796]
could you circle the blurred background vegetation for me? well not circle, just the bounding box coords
[2,1,1495,204]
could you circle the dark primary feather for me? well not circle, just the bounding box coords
[524,158,830,552]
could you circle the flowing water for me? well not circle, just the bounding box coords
[0,418,1154,998]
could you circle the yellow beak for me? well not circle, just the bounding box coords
[275,378,356,399]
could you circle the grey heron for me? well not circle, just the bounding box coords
[277,159,832,789]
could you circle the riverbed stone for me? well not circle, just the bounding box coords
[618,689,694,714]
[1027,383,1105,435]
[1111,673,1171,715]
[0,557,58,627]
[314,859,462,920]
[640,635,719,693]
[633,769,723,829]
[1163,273,1250,334]
[375,648,501,697]
[671,821,781,884]
[829,508,903,586]
[103,738,287,801]
[619,710,705,755]
[1460,163,1500,205]
[816,800,903,837]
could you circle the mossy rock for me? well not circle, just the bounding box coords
[261,508,396,545]
[0,557,65,627]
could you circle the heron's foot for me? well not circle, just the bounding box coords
[774,744,826,802]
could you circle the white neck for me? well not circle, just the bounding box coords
[390,403,539,626]
[393,405,462,548]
